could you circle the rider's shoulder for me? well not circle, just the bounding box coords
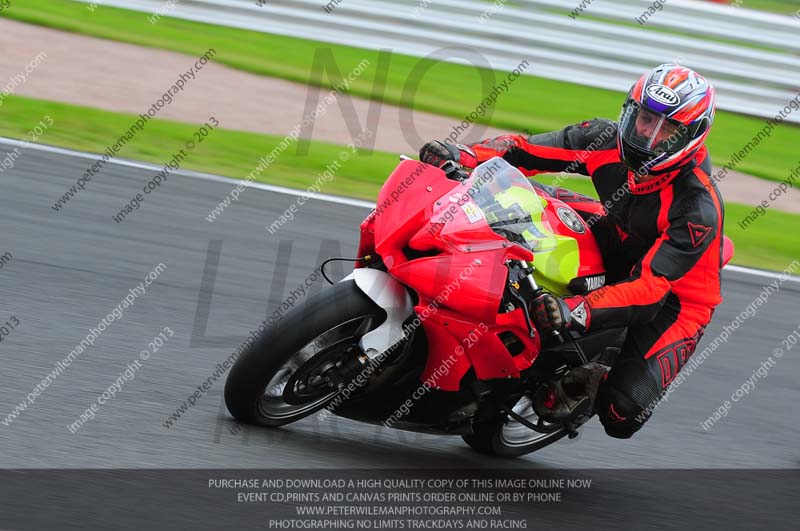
[676,148,719,199]
[526,118,618,151]
[565,118,618,151]
[671,172,722,223]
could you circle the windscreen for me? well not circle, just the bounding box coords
[463,157,557,253]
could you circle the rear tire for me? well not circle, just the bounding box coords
[224,280,385,427]
[462,396,569,457]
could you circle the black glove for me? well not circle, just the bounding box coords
[419,141,478,169]
[532,294,590,335]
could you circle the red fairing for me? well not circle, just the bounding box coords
[355,214,376,268]
[373,161,462,270]
[391,251,507,324]
[354,159,597,391]
[417,308,541,391]
[722,236,735,267]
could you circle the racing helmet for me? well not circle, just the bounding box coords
[619,64,716,175]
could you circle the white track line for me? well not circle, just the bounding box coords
[723,265,800,283]
[0,137,375,210]
[3,137,798,284]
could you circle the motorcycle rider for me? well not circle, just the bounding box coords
[419,64,724,439]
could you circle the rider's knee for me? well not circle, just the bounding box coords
[595,384,645,438]
[595,357,662,439]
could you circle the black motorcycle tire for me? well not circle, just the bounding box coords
[462,397,570,457]
[224,279,385,427]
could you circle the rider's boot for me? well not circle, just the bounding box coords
[533,362,611,424]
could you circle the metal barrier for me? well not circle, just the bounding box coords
[74,0,800,122]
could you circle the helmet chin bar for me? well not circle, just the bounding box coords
[619,136,673,176]
[618,97,700,176]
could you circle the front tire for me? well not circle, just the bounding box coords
[462,395,569,457]
[224,280,385,427]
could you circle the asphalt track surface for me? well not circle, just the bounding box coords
[0,141,798,529]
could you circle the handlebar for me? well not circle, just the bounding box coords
[440,160,469,181]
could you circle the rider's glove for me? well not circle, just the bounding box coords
[532,294,590,335]
[419,141,478,170]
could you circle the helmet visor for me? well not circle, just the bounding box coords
[620,100,690,156]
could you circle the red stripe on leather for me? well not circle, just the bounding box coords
[587,229,672,312]
[585,149,619,175]
[643,318,704,360]
[519,143,588,162]
[693,167,723,222]
[658,185,674,233]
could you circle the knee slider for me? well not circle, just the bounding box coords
[595,382,644,439]
[595,358,662,439]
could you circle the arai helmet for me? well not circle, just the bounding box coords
[619,64,716,175]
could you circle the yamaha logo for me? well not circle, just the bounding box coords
[585,275,605,291]
[646,84,680,106]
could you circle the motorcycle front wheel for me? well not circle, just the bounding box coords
[224,279,385,427]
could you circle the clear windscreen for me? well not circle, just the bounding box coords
[464,158,557,253]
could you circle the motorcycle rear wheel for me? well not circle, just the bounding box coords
[224,279,385,427]
[462,396,569,457]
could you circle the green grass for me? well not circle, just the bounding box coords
[736,0,800,15]
[2,94,796,271]
[2,0,799,184]
[0,94,399,200]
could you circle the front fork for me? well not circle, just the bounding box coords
[513,259,567,345]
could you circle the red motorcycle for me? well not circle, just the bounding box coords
[225,157,734,457]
